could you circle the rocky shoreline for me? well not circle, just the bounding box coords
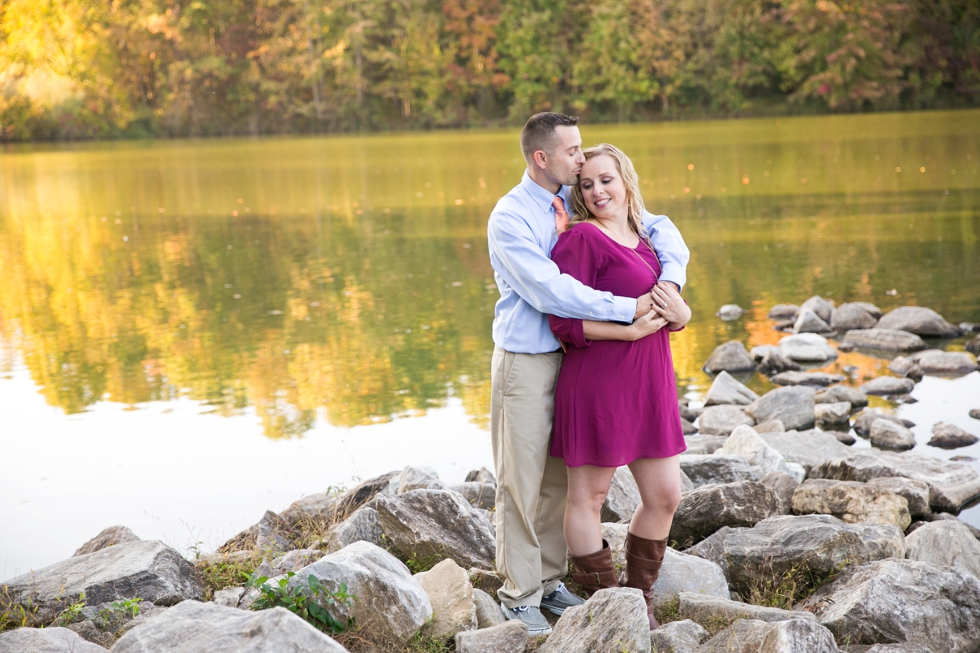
[2,298,980,653]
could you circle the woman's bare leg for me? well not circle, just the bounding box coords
[626,456,682,539]
[564,465,617,556]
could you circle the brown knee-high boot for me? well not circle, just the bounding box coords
[569,540,619,596]
[621,532,668,629]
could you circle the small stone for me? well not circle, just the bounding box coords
[471,588,504,629]
[72,526,141,557]
[649,619,709,653]
[830,429,857,445]
[779,333,838,362]
[324,507,384,554]
[398,466,449,493]
[601,466,641,522]
[680,416,698,435]
[679,454,761,487]
[967,334,980,355]
[908,349,978,376]
[888,355,923,379]
[704,341,757,373]
[768,304,799,319]
[799,295,836,323]
[416,558,477,639]
[670,481,780,547]
[679,403,702,422]
[771,371,845,387]
[755,419,785,433]
[760,430,853,474]
[866,477,931,517]
[791,479,911,530]
[870,419,916,450]
[716,304,744,320]
[759,350,802,374]
[745,386,816,431]
[700,618,839,653]
[698,405,754,436]
[841,328,927,352]
[794,309,833,334]
[860,376,916,396]
[454,620,526,653]
[212,586,245,608]
[717,425,799,480]
[682,434,728,454]
[468,569,503,598]
[451,483,496,510]
[536,588,650,653]
[876,306,963,337]
[814,402,851,424]
[815,385,868,407]
[928,422,979,449]
[961,322,980,333]
[950,455,976,462]
[971,408,980,420]
[853,411,914,436]
[703,370,759,406]
[831,302,882,331]
[464,467,496,484]
[751,345,780,361]
[760,470,800,515]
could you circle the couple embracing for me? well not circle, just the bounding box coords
[487,112,691,634]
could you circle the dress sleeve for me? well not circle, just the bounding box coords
[548,228,600,349]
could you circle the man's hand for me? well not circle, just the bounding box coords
[634,292,655,320]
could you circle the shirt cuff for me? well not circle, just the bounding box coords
[659,264,686,292]
[613,296,637,323]
[569,320,590,348]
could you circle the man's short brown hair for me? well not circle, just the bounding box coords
[520,112,579,162]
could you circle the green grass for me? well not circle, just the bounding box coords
[195,552,264,601]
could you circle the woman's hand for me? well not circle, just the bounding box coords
[649,282,691,329]
[628,312,669,341]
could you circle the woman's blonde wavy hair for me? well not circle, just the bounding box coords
[569,143,648,240]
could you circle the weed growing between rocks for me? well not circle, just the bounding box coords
[654,596,680,626]
[195,551,263,601]
[0,586,37,632]
[744,558,850,610]
[54,592,87,626]
[246,571,354,635]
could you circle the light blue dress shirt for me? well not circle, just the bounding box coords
[488,171,690,354]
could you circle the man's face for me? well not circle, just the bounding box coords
[543,126,586,187]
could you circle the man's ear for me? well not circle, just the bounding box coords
[532,150,548,170]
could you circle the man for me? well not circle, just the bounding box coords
[487,112,690,635]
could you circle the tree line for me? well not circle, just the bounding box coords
[1,0,978,140]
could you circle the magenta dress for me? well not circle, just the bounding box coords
[549,223,687,468]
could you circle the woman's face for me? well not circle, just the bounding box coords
[579,154,628,220]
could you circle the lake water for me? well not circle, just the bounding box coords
[2,110,979,578]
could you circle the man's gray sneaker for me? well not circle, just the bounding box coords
[540,581,586,615]
[500,604,552,635]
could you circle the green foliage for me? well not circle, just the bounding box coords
[246,571,354,635]
[2,0,977,140]
[196,552,264,602]
[55,592,87,626]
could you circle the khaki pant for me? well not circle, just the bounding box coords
[490,347,569,608]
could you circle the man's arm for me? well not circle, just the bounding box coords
[489,211,641,321]
[641,212,690,292]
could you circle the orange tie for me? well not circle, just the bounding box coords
[553,196,569,234]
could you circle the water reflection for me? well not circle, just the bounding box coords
[0,111,978,439]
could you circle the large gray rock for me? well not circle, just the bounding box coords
[73,526,141,557]
[451,482,496,510]
[778,333,838,362]
[454,620,526,653]
[464,467,496,484]
[866,476,932,517]
[649,619,708,653]
[699,618,840,653]
[280,541,431,647]
[888,355,924,378]
[876,306,963,338]
[869,419,916,450]
[831,302,882,331]
[799,295,836,323]
[398,466,449,493]
[698,405,755,435]
[0,627,108,653]
[601,466,640,523]
[722,515,905,597]
[323,506,384,554]
[717,425,801,481]
[768,304,799,319]
[841,328,927,352]
[860,376,916,396]
[794,309,833,334]
[415,558,477,639]
[804,559,980,651]
[704,341,757,373]
[110,601,349,653]
[908,349,978,376]
[853,411,913,436]
[760,430,853,473]
[679,454,761,488]
[375,489,496,570]
[791,479,911,529]
[537,588,649,653]
[682,527,742,582]
[760,470,801,515]
[814,402,851,424]
[670,481,780,547]
[759,350,802,374]
[815,385,868,408]
[746,386,816,431]
[771,371,845,387]
[0,541,203,626]
[679,592,818,632]
[704,371,759,406]
[810,451,980,512]
[276,471,399,542]
[928,421,979,449]
[905,520,980,579]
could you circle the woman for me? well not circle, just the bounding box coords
[548,143,690,630]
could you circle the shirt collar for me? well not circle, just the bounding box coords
[520,170,572,214]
